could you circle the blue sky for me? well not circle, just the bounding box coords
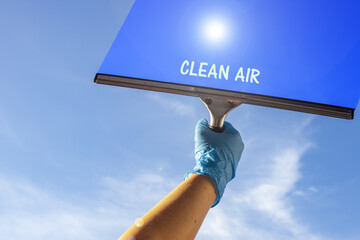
[0,1,360,240]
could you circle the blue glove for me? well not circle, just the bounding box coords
[185,118,244,207]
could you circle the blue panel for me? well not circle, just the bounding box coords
[98,0,360,109]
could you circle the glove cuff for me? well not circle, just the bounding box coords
[184,149,228,207]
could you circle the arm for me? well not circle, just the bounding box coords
[118,174,216,240]
[119,119,244,240]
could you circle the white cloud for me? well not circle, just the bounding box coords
[0,172,176,240]
[197,114,325,240]
[0,113,328,240]
[308,186,318,193]
[147,93,197,118]
[293,186,319,199]
[101,172,178,209]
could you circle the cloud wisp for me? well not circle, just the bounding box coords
[147,93,197,118]
[197,113,324,240]
[0,172,176,240]
[0,112,327,240]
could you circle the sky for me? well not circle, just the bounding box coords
[0,1,360,240]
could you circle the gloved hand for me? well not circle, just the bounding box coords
[185,118,244,207]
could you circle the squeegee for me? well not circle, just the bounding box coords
[95,0,360,131]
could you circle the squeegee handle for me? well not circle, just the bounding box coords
[199,96,242,133]
[209,125,225,133]
[209,116,226,133]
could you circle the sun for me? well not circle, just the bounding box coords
[203,18,229,45]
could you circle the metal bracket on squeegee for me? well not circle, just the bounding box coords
[199,96,242,133]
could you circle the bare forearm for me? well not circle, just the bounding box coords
[118,174,216,240]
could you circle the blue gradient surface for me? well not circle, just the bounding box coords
[99,0,360,109]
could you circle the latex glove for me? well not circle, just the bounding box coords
[185,118,244,207]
